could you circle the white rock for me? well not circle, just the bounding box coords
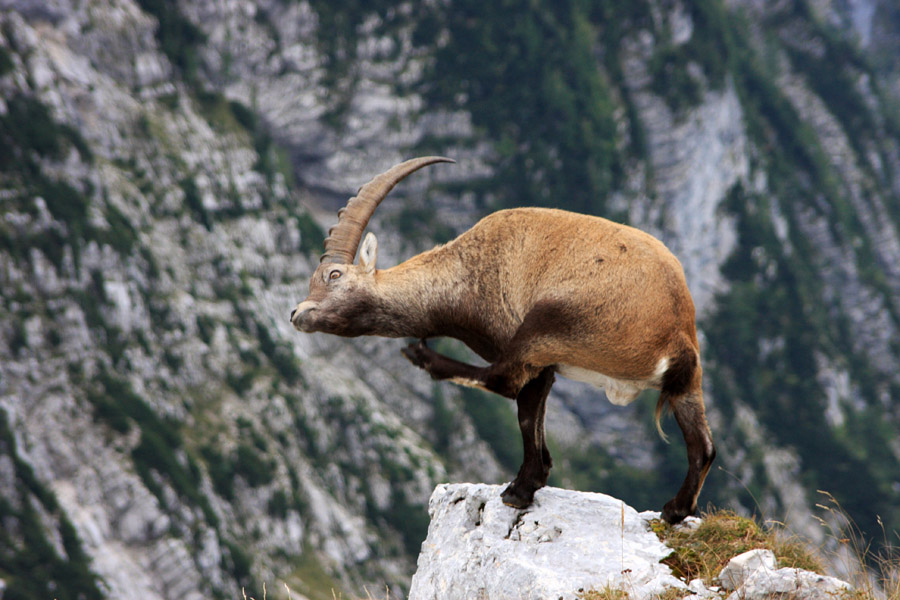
[688,577,720,598]
[719,549,851,600]
[718,548,777,590]
[408,483,685,600]
[134,52,167,88]
[726,567,851,600]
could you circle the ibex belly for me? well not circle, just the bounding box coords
[557,357,669,406]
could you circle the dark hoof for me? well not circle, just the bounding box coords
[401,339,431,370]
[501,482,536,509]
[661,498,694,524]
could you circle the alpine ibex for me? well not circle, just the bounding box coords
[291,157,716,523]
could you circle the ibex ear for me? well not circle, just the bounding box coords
[359,232,378,273]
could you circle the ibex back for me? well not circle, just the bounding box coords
[291,157,716,523]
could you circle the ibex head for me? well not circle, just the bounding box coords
[290,156,454,335]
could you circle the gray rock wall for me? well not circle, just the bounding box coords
[1,0,898,597]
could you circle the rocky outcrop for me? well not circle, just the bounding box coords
[409,485,852,600]
[408,483,685,600]
[718,549,850,600]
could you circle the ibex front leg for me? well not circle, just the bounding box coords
[401,340,538,399]
[502,367,555,508]
[403,341,555,509]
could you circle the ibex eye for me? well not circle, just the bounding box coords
[329,270,342,280]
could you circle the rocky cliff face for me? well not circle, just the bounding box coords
[1,0,898,598]
[408,484,852,600]
[409,484,685,600]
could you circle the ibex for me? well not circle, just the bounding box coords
[291,157,716,523]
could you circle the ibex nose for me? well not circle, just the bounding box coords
[291,300,317,331]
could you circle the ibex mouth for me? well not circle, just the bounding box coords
[290,301,318,331]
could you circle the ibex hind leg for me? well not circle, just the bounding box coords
[661,388,716,524]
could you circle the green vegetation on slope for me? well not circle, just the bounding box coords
[135,0,205,84]
[4,0,900,594]
[0,408,104,600]
[304,0,627,215]
[418,0,618,214]
[697,1,900,546]
[0,9,317,594]
[83,369,221,527]
[0,93,94,271]
[704,182,898,551]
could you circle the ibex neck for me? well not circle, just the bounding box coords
[374,247,469,339]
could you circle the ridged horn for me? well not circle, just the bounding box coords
[320,156,455,264]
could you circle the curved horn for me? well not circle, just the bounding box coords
[320,156,455,264]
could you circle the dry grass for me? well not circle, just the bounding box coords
[578,584,687,600]
[813,492,900,600]
[651,509,825,585]
[578,584,631,600]
[241,582,392,600]
[580,508,826,600]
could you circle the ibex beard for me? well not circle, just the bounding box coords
[291,157,716,524]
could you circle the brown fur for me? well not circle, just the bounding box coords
[292,174,716,523]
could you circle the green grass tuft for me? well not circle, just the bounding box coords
[654,509,824,584]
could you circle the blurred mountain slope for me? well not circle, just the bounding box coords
[0,0,898,598]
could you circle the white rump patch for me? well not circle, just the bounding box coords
[558,357,669,406]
